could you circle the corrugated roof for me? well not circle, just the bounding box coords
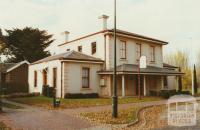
[31,50,104,65]
[98,64,184,75]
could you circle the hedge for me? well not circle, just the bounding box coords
[65,93,99,99]
[150,90,190,99]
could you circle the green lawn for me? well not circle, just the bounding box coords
[80,106,141,124]
[9,96,163,109]
[2,102,23,109]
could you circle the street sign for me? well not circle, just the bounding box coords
[140,56,147,69]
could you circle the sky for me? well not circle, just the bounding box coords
[0,0,200,64]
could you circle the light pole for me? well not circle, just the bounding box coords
[112,0,118,118]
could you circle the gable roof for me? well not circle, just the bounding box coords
[31,51,104,65]
[0,60,30,73]
[0,63,17,73]
[6,60,30,73]
[58,29,168,46]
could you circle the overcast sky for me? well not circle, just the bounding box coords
[0,0,200,63]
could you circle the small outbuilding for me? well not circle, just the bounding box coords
[0,60,30,94]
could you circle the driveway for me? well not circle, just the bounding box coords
[2,100,93,130]
[3,98,200,130]
[1,99,168,130]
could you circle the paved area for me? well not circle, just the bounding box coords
[2,100,93,130]
[2,97,200,130]
[1,99,168,130]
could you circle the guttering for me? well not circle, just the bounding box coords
[60,59,104,64]
[97,71,184,76]
[105,32,168,45]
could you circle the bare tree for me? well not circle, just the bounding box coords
[164,51,191,90]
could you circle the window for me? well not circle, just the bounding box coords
[120,41,126,59]
[82,67,90,88]
[164,76,168,88]
[136,43,141,61]
[78,46,82,52]
[91,42,96,54]
[34,71,37,87]
[150,46,155,62]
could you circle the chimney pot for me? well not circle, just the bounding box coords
[98,15,109,30]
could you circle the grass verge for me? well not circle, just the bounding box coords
[80,107,141,124]
[9,96,163,109]
[2,102,23,109]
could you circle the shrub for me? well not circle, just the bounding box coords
[149,91,159,96]
[64,93,99,99]
[4,92,40,98]
[177,91,190,95]
[160,90,177,99]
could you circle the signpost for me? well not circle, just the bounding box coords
[138,56,147,99]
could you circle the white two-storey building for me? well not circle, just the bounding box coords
[29,15,183,98]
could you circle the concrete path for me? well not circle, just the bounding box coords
[2,100,93,130]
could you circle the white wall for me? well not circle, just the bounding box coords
[167,76,177,90]
[29,60,62,97]
[63,62,102,95]
[59,33,105,60]
[107,35,163,69]
[58,33,164,70]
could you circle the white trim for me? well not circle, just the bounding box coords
[144,75,147,96]
[6,60,30,73]
[60,60,103,64]
[98,72,183,76]
[122,75,125,97]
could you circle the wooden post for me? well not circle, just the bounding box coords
[122,75,125,97]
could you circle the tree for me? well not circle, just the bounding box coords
[164,51,191,90]
[193,64,198,94]
[0,27,54,63]
[178,67,183,92]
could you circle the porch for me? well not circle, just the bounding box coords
[98,64,184,97]
[99,75,164,97]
